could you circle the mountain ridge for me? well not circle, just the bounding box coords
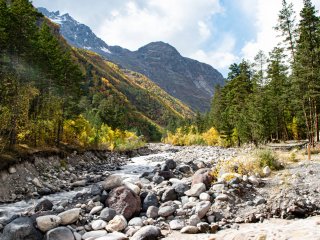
[38,8,225,112]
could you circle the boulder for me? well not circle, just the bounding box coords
[32,178,43,188]
[199,193,211,201]
[106,215,127,232]
[100,208,117,221]
[185,183,206,197]
[192,169,213,188]
[248,175,260,186]
[91,184,103,196]
[91,220,107,230]
[146,206,159,219]
[195,201,211,219]
[189,215,201,226]
[45,227,74,240]
[173,183,190,196]
[180,226,199,234]
[95,232,128,240]
[71,180,87,187]
[123,182,140,195]
[164,159,177,170]
[90,206,103,215]
[169,219,185,230]
[36,215,61,232]
[58,208,80,225]
[142,193,159,211]
[106,186,141,220]
[161,188,177,202]
[131,226,161,240]
[2,217,43,240]
[35,199,53,212]
[81,230,107,239]
[102,175,123,191]
[157,171,174,180]
[158,206,175,217]
[177,165,192,174]
[128,217,144,227]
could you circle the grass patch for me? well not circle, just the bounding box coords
[257,149,283,170]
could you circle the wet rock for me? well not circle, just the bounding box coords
[192,169,213,188]
[100,207,117,221]
[106,215,127,232]
[165,159,177,170]
[131,226,161,240]
[2,217,43,240]
[71,180,87,188]
[45,227,74,240]
[157,171,174,180]
[180,226,199,234]
[169,219,185,230]
[158,206,176,217]
[142,193,159,211]
[177,165,192,174]
[128,217,143,227]
[185,183,206,197]
[106,186,141,220]
[146,206,159,219]
[161,188,177,202]
[195,201,211,219]
[58,208,80,225]
[152,175,164,184]
[91,220,107,230]
[91,184,102,196]
[35,199,53,212]
[102,175,123,191]
[36,215,61,232]
[82,230,107,239]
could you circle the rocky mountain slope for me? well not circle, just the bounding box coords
[38,8,225,112]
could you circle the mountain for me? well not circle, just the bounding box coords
[38,8,225,112]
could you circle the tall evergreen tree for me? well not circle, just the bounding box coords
[293,0,320,145]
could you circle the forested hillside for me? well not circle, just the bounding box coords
[0,0,194,154]
[165,0,320,147]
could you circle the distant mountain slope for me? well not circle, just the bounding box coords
[73,49,194,129]
[38,8,225,112]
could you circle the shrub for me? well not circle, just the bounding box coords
[257,149,283,170]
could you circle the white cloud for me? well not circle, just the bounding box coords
[240,0,319,60]
[190,33,238,69]
[97,0,222,54]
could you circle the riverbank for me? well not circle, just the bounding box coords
[0,143,319,240]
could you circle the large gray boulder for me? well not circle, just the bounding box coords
[45,227,74,240]
[2,217,43,240]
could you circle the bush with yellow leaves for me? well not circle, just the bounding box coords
[63,115,145,151]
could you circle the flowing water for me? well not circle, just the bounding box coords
[0,152,172,222]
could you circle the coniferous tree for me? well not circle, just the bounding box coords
[293,0,320,145]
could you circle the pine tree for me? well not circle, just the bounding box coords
[275,0,298,62]
[293,0,320,145]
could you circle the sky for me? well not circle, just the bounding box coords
[32,0,320,76]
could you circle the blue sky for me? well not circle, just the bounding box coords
[32,0,320,76]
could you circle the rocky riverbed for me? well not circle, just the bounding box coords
[0,143,319,240]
